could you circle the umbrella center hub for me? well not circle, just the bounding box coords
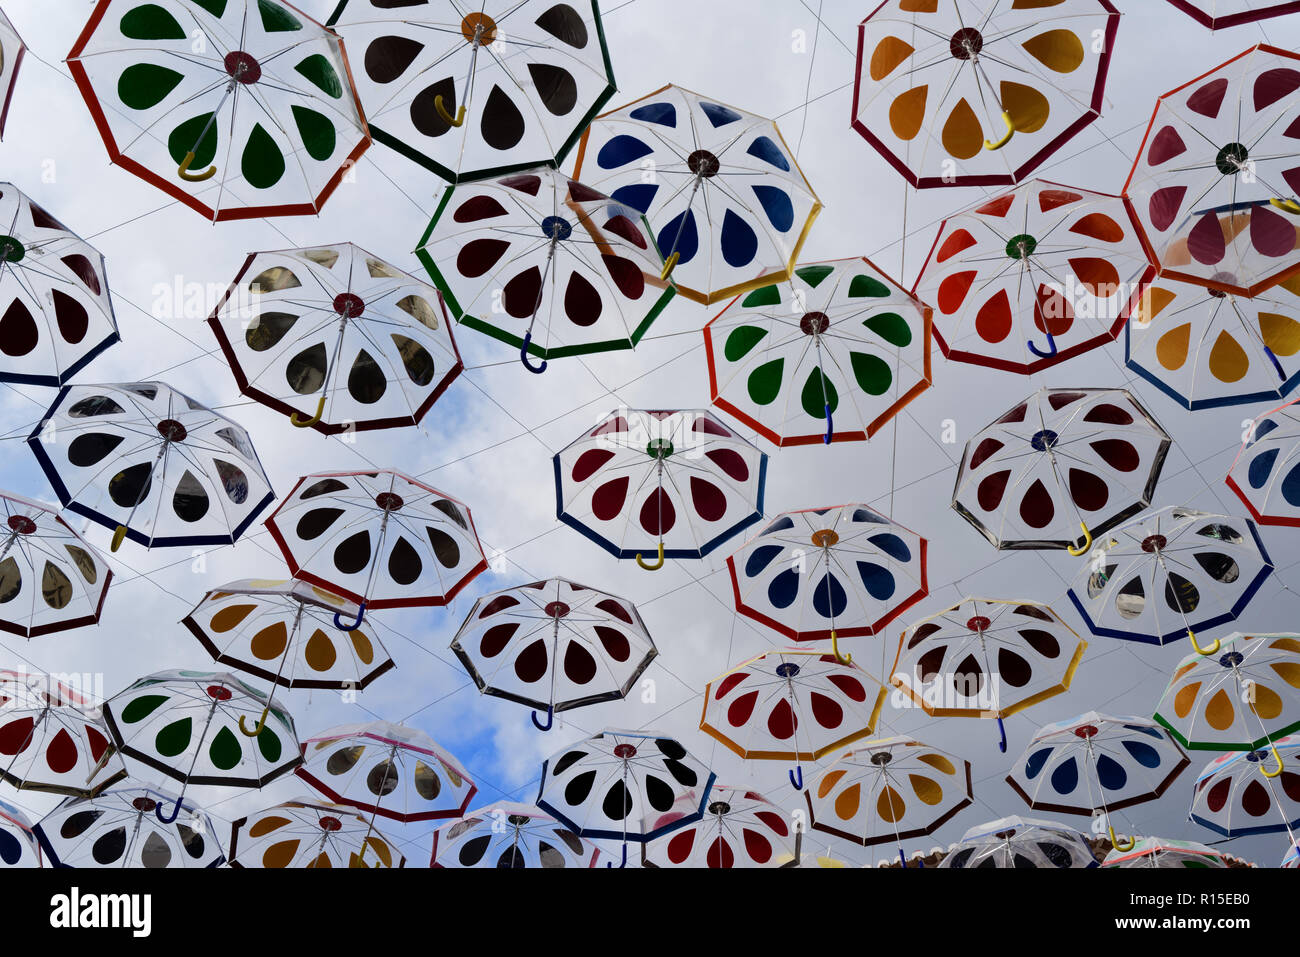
[949,27,984,60]
[1140,534,1166,553]
[461,12,498,44]
[613,743,637,759]
[6,515,35,535]
[0,236,25,263]
[687,149,721,178]
[1030,429,1058,451]
[869,751,892,766]
[224,51,262,84]
[995,828,1017,839]
[1218,651,1244,668]
[206,684,232,701]
[966,615,991,633]
[507,814,530,826]
[334,293,365,318]
[646,438,673,459]
[157,418,187,442]
[799,311,830,336]
[810,529,838,548]
[375,492,404,512]
[1073,724,1099,739]
[775,662,801,678]
[1246,750,1267,763]
[1006,233,1038,260]
[544,600,571,618]
[540,216,573,242]
[707,800,731,816]
[1215,143,1249,175]
[319,815,342,831]
[132,797,157,812]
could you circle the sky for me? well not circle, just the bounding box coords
[2,0,1300,869]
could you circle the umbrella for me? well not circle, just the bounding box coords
[889,598,1087,753]
[27,380,275,552]
[0,490,112,638]
[726,503,928,662]
[0,669,125,797]
[208,243,463,434]
[805,736,972,865]
[295,721,476,823]
[67,0,370,221]
[1168,1,1300,30]
[536,728,715,868]
[0,8,25,139]
[263,468,487,630]
[1006,711,1189,850]
[326,0,615,183]
[700,648,886,789]
[1126,275,1300,410]
[554,409,768,570]
[913,180,1154,374]
[1066,505,1273,649]
[852,1,1120,188]
[1100,836,1231,868]
[33,785,223,868]
[642,785,798,869]
[0,796,39,867]
[1284,842,1299,867]
[1227,396,1300,526]
[1189,736,1300,838]
[102,670,300,823]
[415,167,674,372]
[0,183,118,386]
[572,84,822,305]
[938,815,1097,868]
[702,257,933,446]
[1124,44,1300,298]
[229,798,404,868]
[449,576,656,731]
[430,801,598,869]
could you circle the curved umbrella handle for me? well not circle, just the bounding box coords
[155,797,183,824]
[1264,346,1286,381]
[334,601,367,633]
[178,151,217,182]
[788,765,803,790]
[434,95,466,128]
[605,843,628,868]
[831,630,852,666]
[520,332,547,374]
[291,396,326,428]
[1066,521,1093,557]
[1108,826,1135,852]
[984,111,1016,151]
[1188,628,1220,657]
[635,542,665,571]
[111,524,129,553]
[1026,332,1058,358]
[1270,198,1300,215]
[238,706,270,738]
[996,716,1007,754]
[660,252,680,281]
[530,705,554,732]
[823,404,833,445]
[1262,744,1285,779]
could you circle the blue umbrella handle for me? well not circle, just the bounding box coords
[605,843,628,868]
[333,601,367,633]
[530,706,554,731]
[898,848,907,868]
[1027,333,1058,358]
[823,404,833,445]
[155,798,183,824]
[789,765,803,789]
[997,716,1007,753]
[520,333,547,374]
[1264,346,1286,381]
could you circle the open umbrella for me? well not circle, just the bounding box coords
[938,815,1097,868]
[1189,736,1300,839]
[326,0,615,183]
[573,84,822,305]
[209,243,463,434]
[68,0,370,221]
[0,796,39,867]
[1167,1,1300,30]
[450,576,656,731]
[1227,396,1300,526]
[1100,836,1231,868]
[0,9,25,139]
[642,785,798,869]
[703,257,933,446]
[430,801,598,869]
[27,380,275,552]
[229,797,404,868]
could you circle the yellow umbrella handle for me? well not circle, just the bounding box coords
[238,706,269,738]
[291,395,326,429]
[660,252,680,281]
[1269,198,1300,215]
[1109,826,1135,852]
[1188,628,1220,657]
[984,111,1016,151]
[435,95,466,128]
[1263,744,1285,779]
[178,151,217,182]
[831,630,852,666]
[110,525,128,552]
[1066,521,1092,557]
[635,542,665,571]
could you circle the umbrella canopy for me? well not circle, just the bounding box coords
[852,1,1120,188]
[938,815,1097,868]
[1283,841,1299,867]
[1189,736,1300,838]
[33,785,223,868]
[1124,44,1300,298]
[1066,506,1273,646]
[209,243,463,434]
[1100,836,1231,868]
[573,84,822,305]
[726,504,928,648]
[229,798,404,868]
[0,183,118,386]
[554,409,767,566]
[0,9,25,139]
[703,257,933,447]
[295,721,475,823]
[0,669,125,797]
[0,796,39,867]
[643,785,798,869]
[415,167,674,368]
[430,801,598,869]
[326,0,615,183]
[1126,275,1300,410]
[1167,0,1300,30]
[264,469,487,615]
[0,490,111,638]
[450,577,656,728]
[1227,396,1300,526]
[27,381,275,551]
[67,0,370,221]
[914,180,1153,375]
[183,578,394,692]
